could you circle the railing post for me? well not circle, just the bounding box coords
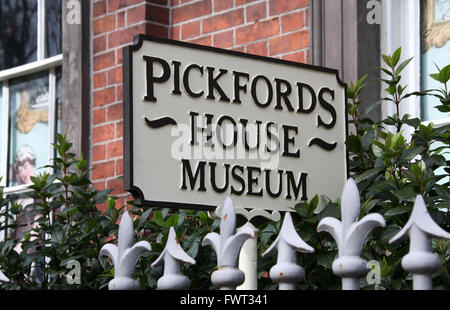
[202,197,256,290]
[151,226,196,290]
[237,223,258,290]
[262,212,314,290]
[389,195,450,290]
[317,178,386,290]
[99,211,151,290]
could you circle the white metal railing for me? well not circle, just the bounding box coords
[92,178,450,291]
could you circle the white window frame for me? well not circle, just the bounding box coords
[0,0,63,240]
[380,0,450,131]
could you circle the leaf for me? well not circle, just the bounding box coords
[381,54,392,67]
[317,252,336,270]
[392,187,417,202]
[395,57,413,75]
[346,135,362,153]
[355,167,384,183]
[391,47,401,68]
[384,205,413,217]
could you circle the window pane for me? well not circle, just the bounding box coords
[421,0,450,121]
[45,0,62,58]
[0,0,38,70]
[8,71,49,187]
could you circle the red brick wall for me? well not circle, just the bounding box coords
[91,0,309,209]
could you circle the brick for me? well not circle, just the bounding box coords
[93,123,115,143]
[117,85,123,101]
[281,11,305,33]
[108,24,146,49]
[94,72,107,88]
[117,11,126,28]
[213,30,234,48]
[269,30,308,55]
[93,35,107,54]
[93,1,106,18]
[236,0,259,5]
[116,121,124,138]
[93,144,107,162]
[148,0,169,5]
[93,15,115,35]
[93,108,107,125]
[108,0,143,13]
[181,20,200,40]
[127,4,169,26]
[108,140,123,158]
[116,48,123,65]
[269,0,308,16]
[214,0,234,12]
[117,159,124,175]
[172,0,212,24]
[107,178,125,196]
[246,2,267,23]
[94,87,116,107]
[246,40,267,56]
[92,161,115,180]
[108,66,122,85]
[94,51,115,71]
[236,18,279,45]
[148,23,169,38]
[187,35,212,46]
[93,181,106,191]
[107,103,123,121]
[203,9,244,34]
[282,51,306,63]
[171,25,180,40]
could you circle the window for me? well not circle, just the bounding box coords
[0,0,62,242]
[0,0,62,191]
[420,0,450,126]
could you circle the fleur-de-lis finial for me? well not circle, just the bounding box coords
[100,211,151,290]
[151,226,196,290]
[389,195,450,290]
[317,178,386,290]
[202,197,256,290]
[262,212,314,290]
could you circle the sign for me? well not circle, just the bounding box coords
[123,35,348,213]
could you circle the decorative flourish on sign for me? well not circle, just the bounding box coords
[144,116,177,129]
[308,138,337,151]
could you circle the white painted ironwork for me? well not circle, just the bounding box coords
[262,212,314,290]
[100,211,151,290]
[151,226,196,290]
[202,197,256,290]
[317,178,386,290]
[237,223,258,290]
[389,195,450,290]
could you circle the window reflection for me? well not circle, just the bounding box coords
[8,72,49,187]
[0,0,38,70]
[45,0,62,58]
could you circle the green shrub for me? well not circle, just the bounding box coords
[0,47,447,290]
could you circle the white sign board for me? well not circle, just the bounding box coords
[123,35,348,213]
